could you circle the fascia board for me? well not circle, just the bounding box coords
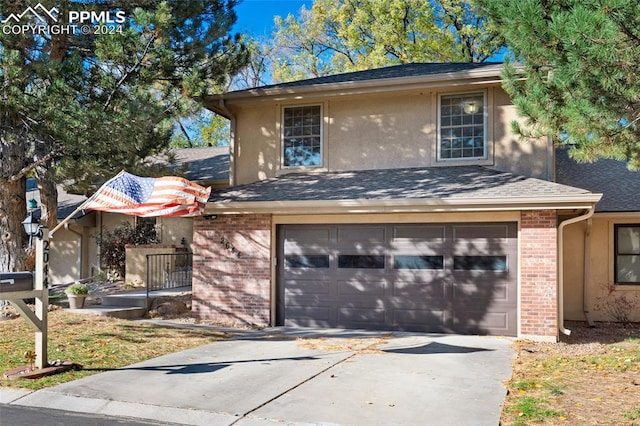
[204,193,603,215]
[205,66,507,105]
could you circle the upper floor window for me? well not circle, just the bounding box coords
[282,105,322,167]
[615,224,640,284]
[438,93,486,161]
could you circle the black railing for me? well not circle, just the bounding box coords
[146,252,193,295]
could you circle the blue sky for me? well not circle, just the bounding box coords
[233,0,312,36]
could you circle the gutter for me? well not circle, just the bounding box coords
[557,206,596,336]
[205,194,603,215]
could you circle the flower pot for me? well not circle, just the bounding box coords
[68,294,86,309]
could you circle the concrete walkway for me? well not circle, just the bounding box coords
[1,328,514,425]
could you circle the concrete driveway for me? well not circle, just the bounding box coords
[3,327,514,425]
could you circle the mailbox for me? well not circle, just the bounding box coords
[0,272,34,293]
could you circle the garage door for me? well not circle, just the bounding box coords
[277,223,517,336]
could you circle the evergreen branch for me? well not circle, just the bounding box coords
[103,32,157,111]
[0,144,61,184]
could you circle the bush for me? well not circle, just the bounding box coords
[97,222,159,278]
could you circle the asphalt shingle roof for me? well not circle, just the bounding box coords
[556,148,640,212]
[227,62,502,94]
[210,166,591,204]
[169,146,229,183]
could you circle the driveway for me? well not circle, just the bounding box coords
[4,328,514,425]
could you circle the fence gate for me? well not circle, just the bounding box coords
[146,252,193,292]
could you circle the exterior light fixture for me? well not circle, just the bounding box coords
[463,100,479,115]
[22,211,42,246]
[28,198,38,210]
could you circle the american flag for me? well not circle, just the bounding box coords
[83,171,211,217]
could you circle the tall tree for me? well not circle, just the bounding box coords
[478,0,640,169]
[0,0,248,271]
[267,0,504,82]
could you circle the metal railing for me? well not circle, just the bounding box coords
[146,252,193,295]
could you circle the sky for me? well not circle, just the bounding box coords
[233,0,312,37]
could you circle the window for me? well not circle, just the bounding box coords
[282,105,322,167]
[615,225,640,284]
[439,93,485,160]
[453,256,507,271]
[394,255,444,270]
[338,255,385,269]
[285,255,330,269]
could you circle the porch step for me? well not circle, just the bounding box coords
[101,293,148,308]
[67,306,147,320]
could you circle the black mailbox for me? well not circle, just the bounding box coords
[0,272,34,293]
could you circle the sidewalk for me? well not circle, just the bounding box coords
[1,327,514,425]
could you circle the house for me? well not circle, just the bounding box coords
[555,148,640,324]
[198,62,636,342]
[43,146,229,285]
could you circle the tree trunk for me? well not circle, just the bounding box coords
[35,140,58,231]
[0,133,27,272]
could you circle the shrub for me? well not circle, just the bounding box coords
[65,282,88,295]
[96,222,159,278]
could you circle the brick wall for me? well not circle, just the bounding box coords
[520,210,558,339]
[192,214,271,326]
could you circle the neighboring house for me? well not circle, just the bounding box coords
[42,146,230,285]
[556,148,640,324]
[194,62,638,342]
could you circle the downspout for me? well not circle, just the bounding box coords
[218,99,237,186]
[65,223,83,281]
[583,219,596,327]
[557,206,595,336]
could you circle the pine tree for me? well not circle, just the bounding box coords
[478,0,640,169]
[0,0,248,270]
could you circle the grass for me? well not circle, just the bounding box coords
[0,309,230,390]
[501,331,640,425]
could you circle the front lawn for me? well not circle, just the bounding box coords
[0,308,230,390]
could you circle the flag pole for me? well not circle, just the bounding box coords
[49,170,126,237]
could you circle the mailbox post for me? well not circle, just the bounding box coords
[3,227,49,369]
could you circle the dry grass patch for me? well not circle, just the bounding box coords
[0,309,231,390]
[501,322,640,425]
[296,335,391,354]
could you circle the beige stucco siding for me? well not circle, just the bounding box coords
[329,92,432,171]
[234,105,278,184]
[563,214,640,322]
[229,84,551,185]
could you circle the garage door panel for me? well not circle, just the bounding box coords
[338,307,386,325]
[452,224,512,239]
[337,279,386,296]
[393,308,447,328]
[453,311,513,333]
[286,306,331,322]
[392,226,446,241]
[392,279,446,299]
[284,279,331,295]
[337,226,386,242]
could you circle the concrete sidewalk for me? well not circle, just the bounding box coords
[1,328,514,425]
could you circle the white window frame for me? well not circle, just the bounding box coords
[281,104,324,169]
[437,91,488,162]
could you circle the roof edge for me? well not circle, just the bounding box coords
[204,193,602,215]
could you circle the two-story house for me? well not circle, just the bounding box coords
[196,63,638,342]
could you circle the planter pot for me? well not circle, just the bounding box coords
[67,294,87,309]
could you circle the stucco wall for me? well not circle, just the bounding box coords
[563,214,640,323]
[230,85,551,185]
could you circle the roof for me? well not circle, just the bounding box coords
[556,148,640,212]
[26,146,230,221]
[208,166,600,214]
[168,146,229,183]
[229,62,503,93]
[206,63,506,113]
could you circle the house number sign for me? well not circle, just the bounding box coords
[219,236,242,258]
